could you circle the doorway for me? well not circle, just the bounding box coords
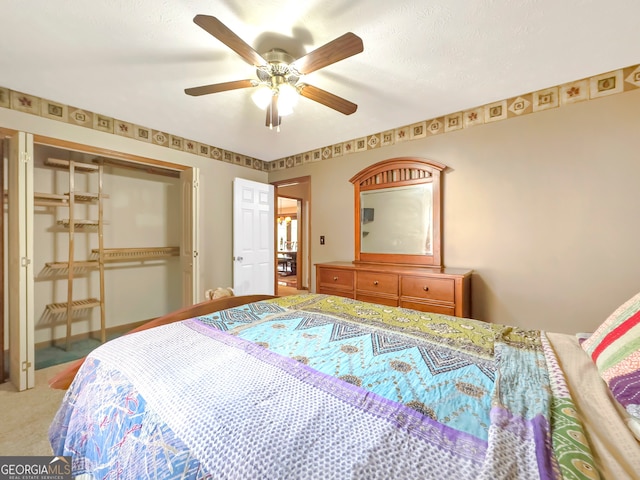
[276,196,299,288]
[273,176,310,296]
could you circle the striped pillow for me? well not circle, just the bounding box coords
[581,291,640,439]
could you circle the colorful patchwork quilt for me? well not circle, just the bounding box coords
[49,294,599,479]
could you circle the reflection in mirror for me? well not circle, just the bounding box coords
[350,157,445,267]
[360,184,433,255]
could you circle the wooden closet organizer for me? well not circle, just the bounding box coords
[40,158,107,351]
[37,157,182,352]
[95,247,180,262]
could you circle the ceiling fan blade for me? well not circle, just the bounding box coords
[298,84,357,115]
[185,79,254,96]
[265,94,281,128]
[291,32,363,75]
[193,15,267,67]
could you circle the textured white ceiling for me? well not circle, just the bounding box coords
[1,0,639,161]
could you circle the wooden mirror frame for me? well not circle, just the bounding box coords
[350,157,445,267]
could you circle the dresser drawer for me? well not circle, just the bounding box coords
[357,293,398,307]
[401,276,454,302]
[320,288,354,299]
[317,268,354,291]
[400,300,455,316]
[356,271,398,295]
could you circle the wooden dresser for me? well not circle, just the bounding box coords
[316,261,472,317]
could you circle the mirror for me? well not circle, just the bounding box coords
[350,157,445,267]
[360,184,433,255]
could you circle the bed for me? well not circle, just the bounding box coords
[48,293,640,479]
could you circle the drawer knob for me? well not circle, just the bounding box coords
[333,276,338,281]
[423,286,429,292]
[373,280,379,286]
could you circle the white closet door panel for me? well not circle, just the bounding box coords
[181,167,199,306]
[8,131,34,391]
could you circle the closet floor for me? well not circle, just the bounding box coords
[35,333,122,370]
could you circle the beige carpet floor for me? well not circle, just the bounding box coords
[0,362,71,456]
[277,285,308,296]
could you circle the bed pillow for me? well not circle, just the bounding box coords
[581,291,640,440]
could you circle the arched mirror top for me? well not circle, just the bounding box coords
[350,157,445,267]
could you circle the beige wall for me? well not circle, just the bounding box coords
[3,86,639,335]
[269,88,640,334]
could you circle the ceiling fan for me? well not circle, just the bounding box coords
[184,15,364,130]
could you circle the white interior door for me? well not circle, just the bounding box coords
[181,167,200,306]
[233,178,274,295]
[8,131,34,391]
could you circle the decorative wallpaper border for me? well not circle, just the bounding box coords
[0,87,266,171]
[268,63,640,171]
[1,63,638,172]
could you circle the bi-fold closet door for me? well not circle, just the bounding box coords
[7,133,199,391]
[8,132,35,391]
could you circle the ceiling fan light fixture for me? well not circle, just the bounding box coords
[251,85,273,109]
[186,16,363,129]
[277,83,298,116]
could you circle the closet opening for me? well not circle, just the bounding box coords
[2,131,198,387]
[32,144,183,369]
